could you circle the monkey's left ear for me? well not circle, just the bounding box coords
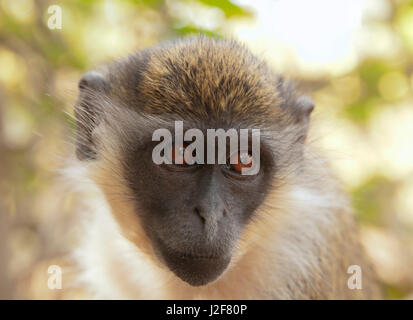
[292,96,314,124]
[74,71,108,161]
[290,96,314,141]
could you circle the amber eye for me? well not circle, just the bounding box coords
[170,143,196,166]
[227,152,253,174]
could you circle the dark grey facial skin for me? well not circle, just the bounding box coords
[123,131,275,286]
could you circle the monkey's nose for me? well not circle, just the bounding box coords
[193,205,226,241]
[194,206,226,225]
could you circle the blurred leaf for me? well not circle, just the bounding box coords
[352,176,398,226]
[385,284,409,300]
[174,25,221,37]
[198,0,252,18]
[358,60,391,93]
[343,97,382,124]
[129,0,164,9]
[395,1,413,52]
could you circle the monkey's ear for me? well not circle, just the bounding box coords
[75,71,107,161]
[290,96,314,142]
[292,96,314,124]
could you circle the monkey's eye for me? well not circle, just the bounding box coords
[226,152,254,174]
[170,143,196,166]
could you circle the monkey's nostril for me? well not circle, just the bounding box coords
[194,207,206,224]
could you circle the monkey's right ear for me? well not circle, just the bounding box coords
[75,71,108,161]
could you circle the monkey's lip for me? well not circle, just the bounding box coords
[165,247,224,261]
[153,235,228,260]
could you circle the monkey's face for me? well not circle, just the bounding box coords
[75,37,314,287]
[121,127,274,286]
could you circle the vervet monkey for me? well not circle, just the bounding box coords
[68,36,382,299]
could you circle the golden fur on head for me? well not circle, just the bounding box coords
[107,36,282,125]
[69,36,382,299]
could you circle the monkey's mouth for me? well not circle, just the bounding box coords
[153,237,232,286]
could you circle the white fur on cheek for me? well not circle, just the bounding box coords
[66,161,166,299]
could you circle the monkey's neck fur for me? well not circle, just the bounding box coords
[68,148,379,300]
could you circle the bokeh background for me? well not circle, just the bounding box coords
[1,0,413,299]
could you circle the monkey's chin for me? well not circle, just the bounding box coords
[164,254,231,287]
[154,239,231,286]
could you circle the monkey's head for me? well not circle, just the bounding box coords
[74,37,314,287]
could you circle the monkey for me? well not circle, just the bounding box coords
[67,36,382,299]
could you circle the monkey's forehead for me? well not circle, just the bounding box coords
[107,37,284,124]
